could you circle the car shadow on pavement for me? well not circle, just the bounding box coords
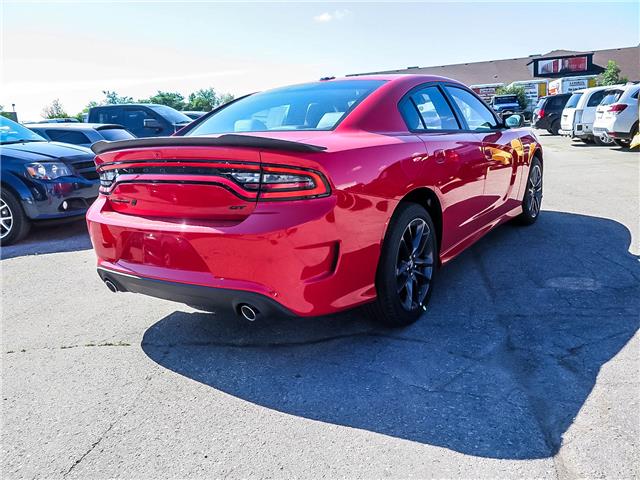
[141,211,639,460]
[0,219,92,260]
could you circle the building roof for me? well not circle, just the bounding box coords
[349,45,639,86]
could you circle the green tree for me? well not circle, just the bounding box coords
[186,88,234,111]
[141,91,186,110]
[42,99,69,119]
[73,100,99,121]
[597,60,628,86]
[495,85,528,110]
[103,90,134,104]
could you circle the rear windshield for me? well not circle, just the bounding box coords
[565,93,582,109]
[494,95,518,104]
[600,90,623,106]
[98,127,135,141]
[186,80,385,135]
[535,98,546,109]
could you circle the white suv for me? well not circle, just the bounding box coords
[593,84,640,148]
[560,86,618,145]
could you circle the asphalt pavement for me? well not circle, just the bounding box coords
[2,134,638,479]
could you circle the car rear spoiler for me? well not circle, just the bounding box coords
[91,134,327,155]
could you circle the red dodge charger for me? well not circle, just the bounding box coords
[87,75,542,326]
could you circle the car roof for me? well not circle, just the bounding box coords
[24,123,125,130]
[90,103,164,108]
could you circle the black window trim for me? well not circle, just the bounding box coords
[397,82,464,134]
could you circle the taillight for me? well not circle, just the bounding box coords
[98,163,330,201]
[538,109,545,118]
[231,165,330,200]
[608,103,628,114]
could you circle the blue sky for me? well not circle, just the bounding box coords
[2,1,638,119]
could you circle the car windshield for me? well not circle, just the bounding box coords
[0,116,46,144]
[565,93,582,108]
[600,90,623,106]
[494,95,518,104]
[186,80,385,135]
[149,105,192,124]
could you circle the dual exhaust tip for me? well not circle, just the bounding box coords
[102,278,260,321]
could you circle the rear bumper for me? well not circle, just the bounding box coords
[558,128,573,137]
[592,126,610,138]
[98,267,296,318]
[87,194,390,317]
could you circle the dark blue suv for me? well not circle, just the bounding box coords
[0,117,99,245]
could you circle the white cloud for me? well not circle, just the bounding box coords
[313,9,350,23]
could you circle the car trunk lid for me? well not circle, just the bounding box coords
[92,135,328,221]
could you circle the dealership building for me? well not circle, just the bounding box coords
[350,45,639,109]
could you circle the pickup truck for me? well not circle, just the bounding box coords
[489,95,524,118]
[87,104,192,138]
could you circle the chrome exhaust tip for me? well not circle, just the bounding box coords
[104,279,118,293]
[239,304,259,322]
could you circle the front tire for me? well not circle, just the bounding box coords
[0,189,30,246]
[517,157,543,225]
[367,203,437,327]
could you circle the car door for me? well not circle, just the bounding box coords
[122,107,166,138]
[582,89,607,134]
[444,85,520,216]
[399,84,489,251]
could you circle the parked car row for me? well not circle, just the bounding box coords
[0,117,99,245]
[1,102,213,245]
[531,83,639,149]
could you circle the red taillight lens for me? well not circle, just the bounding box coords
[232,165,330,200]
[608,103,628,114]
[98,162,330,201]
[538,109,545,118]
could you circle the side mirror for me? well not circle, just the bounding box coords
[504,114,524,129]
[143,118,163,130]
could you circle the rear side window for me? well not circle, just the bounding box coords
[587,90,608,107]
[445,86,498,131]
[400,86,460,131]
[93,109,122,124]
[98,128,135,141]
[565,93,582,109]
[45,129,91,145]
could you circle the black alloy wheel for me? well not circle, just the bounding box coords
[367,203,437,327]
[517,157,543,225]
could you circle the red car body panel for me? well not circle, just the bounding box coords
[87,75,540,316]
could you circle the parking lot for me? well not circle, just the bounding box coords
[2,134,638,479]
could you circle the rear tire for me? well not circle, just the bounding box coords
[516,157,543,225]
[580,137,594,144]
[550,120,560,135]
[366,203,437,328]
[0,189,30,246]
[593,135,614,146]
[613,139,631,149]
